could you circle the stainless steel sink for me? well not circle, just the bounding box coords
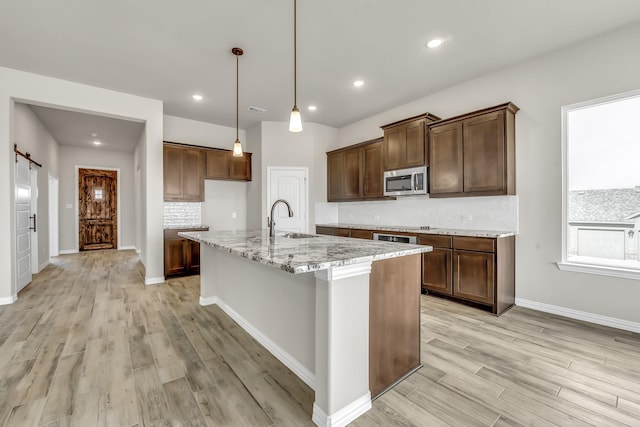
[279,232,320,239]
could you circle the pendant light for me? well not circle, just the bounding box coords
[232,47,244,156]
[289,0,302,132]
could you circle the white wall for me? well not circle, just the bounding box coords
[13,103,60,270]
[246,123,263,229]
[57,145,136,252]
[164,114,245,149]
[256,122,336,230]
[203,180,247,231]
[317,196,518,231]
[336,22,640,324]
[0,66,163,300]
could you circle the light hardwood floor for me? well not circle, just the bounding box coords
[1,250,640,426]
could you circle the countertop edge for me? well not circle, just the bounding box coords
[179,231,432,274]
[316,223,517,238]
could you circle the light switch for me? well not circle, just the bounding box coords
[66,203,73,209]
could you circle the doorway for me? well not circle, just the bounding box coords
[78,168,118,251]
[267,167,308,233]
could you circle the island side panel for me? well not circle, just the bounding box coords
[314,263,372,426]
[199,244,316,385]
[369,254,421,397]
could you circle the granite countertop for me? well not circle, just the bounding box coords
[164,224,210,231]
[179,229,432,274]
[316,223,516,238]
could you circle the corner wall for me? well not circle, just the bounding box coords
[336,22,640,324]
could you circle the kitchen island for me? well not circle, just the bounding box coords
[180,229,431,427]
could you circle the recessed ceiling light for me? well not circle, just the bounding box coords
[93,140,102,146]
[353,80,365,87]
[308,105,317,111]
[192,94,203,101]
[91,133,97,137]
[426,37,444,48]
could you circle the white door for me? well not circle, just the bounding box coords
[15,156,32,292]
[267,167,308,233]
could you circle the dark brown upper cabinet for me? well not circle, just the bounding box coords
[326,138,386,202]
[205,149,252,181]
[163,143,205,202]
[381,113,440,171]
[428,102,518,198]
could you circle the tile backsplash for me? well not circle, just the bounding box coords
[316,195,518,231]
[164,202,203,228]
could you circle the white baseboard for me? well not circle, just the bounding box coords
[118,246,136,251]
[212,297,316,391]
[199,296,218,306]
[312,393,372,427]
[135,248,141,254]
[145,276,165,285]
[38,260,50,272]
[516,298,640,333]
[0,295,17,305]
[59,249,78,255]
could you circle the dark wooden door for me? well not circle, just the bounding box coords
[405,119,426,167]
[453,250,495,305]
[163,146,183,200]
[181,148,204,201]
[205,150,230,179]
[343,148,362,199]
[229,153,252,180]
[188,240,201,274]
[327,151,345,201]
[463,111,505,193]
[429,121,464,195]
[422,248,453,295]
[384,124,405,170]
[363,140,384,198]
[79,168,117,251]
[164,238,187,276]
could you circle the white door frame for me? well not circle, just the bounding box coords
[49,174,59,258]
[266,166,309,233]
[74,165,121,252]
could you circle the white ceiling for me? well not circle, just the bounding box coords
[28,105,145,152]
[3,1,640,132]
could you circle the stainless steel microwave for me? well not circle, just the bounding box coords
[383,166,427,196]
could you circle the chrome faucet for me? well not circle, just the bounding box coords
[268,199,294,237]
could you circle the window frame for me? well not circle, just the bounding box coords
[558,89,640,280]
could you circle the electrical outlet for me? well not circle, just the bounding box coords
[461,215,472,221]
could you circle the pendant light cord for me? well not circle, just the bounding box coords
[293,0,297,109]
[236,51,239,141]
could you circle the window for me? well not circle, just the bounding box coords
[559,90,640,279]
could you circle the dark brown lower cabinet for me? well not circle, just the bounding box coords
[164,228,207,277]
[421,233,515,315]
[319,226,516,315]
[453,250,495,305]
